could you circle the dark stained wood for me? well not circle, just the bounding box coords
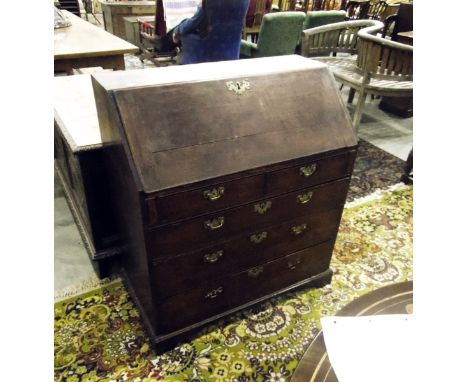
[54,75,123,276]
[109,61,356,193]
[92,55,358,352]
[156,241,335,333]
[151,209,344,299]
[146,178,350,256]
[291,281,413,382]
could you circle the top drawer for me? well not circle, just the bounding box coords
[266,150,355,195]
[145,150,355,226]
[146,174,264,226]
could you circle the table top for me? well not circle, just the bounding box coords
[54,74,103,152]
[54,10,138,60]
[290,281,413,382]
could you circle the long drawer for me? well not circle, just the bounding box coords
[145,151,353,226]
[146,177,350,257]
[150,208,343,299]
[154,241,334,334]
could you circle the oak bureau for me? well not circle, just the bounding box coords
[92,55,358,351]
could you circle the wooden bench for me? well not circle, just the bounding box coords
[301,20,412,131]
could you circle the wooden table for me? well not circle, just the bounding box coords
[291,281,413,382]
[54,10,139,74]
[54,74,122,277]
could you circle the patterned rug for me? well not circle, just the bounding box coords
[347,139,406,202]
[54,184,413,382]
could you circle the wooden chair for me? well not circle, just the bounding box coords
[307,21,413,131]
[301,19,378,58]
[366,0,388,20]
[346,0,371,20]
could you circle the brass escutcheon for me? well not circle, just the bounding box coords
[226,80,250,95]
[248,266,264,278]
[250,231,268,244]
[291,223,308,235]
[203,250,224,263]
[297,191,314,204]
[204,217,224,230]
[203,186,225,201]
[254,201,272,214]
[299,164,317,177]
[204,286,223,299]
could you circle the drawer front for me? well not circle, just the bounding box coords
[146,174,264,226]
[150,208,343,299]
[146,177,350,257]
[154,241,334,334]
[266,151,354,195]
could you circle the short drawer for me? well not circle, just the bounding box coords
[146,177,350,257]
[266,151,355,195]
[145,174,264,226]
[150,208,343,299]
[154,241,334,334]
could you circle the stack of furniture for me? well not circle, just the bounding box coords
[92,55,357,351]
[244,0,274,42]
[100,0,156,39]
[57,0,81,17]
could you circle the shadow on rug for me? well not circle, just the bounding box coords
[54,185,413,382]
[347,140,406,203]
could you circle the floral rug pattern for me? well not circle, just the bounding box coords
[55,185,413,382]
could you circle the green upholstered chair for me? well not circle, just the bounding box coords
[303,10,346,30]
[240,11,306,58]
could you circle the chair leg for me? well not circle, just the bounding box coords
[352,90,367,132]
[348,88,356,104]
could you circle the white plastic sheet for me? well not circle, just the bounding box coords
[321,314,414,382]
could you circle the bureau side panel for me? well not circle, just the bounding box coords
[92,76,156,327]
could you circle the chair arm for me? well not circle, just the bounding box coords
[358,24,413,51]
[302,19,382,38]
[240,40,258,57]
[301,19,383,57]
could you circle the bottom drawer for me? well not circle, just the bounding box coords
[154,240,334,334]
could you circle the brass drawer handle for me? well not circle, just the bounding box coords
[287,259,302,270]
[203,250,224,263]
[291,223,308,235]
[297,191,314,204]
[299,164,317,177]
[250,231,268,244]
[248,266,264,278]
[254,201,272,215]
[204,217,224,230]
[203,186,225,201]
[204,286,223,299]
